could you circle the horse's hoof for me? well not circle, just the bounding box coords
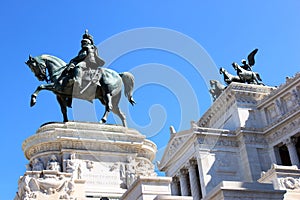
[130,98,136,105]
[30,98,36,107]
[100,119,107,124]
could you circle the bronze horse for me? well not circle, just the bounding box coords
[26,54,135,127]
[219,67,243,85]
[232,62,264,85]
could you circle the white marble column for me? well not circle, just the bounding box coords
[285,138,300,167]
[171,177,180,196]
[187,160,201,200]
[178,169,189,196]
[268,146,281,165]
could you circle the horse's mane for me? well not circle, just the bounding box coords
[39,54,67,68]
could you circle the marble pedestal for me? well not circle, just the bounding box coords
[15,122,157,200]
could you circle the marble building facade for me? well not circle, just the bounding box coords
[158,73,300,200]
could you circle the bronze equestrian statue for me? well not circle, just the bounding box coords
[26,31,135,127]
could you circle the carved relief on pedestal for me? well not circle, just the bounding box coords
[15,170,82,200]
[15,153,85,200]
[29,158,44,171]
[85,160,94,171]
[125,156,137,188]
[279,177,300,190]
[112,156,157,189]
[46,155,61,171]
[136,158,157,177]
[20,123,158,198]
[66,153,82,180]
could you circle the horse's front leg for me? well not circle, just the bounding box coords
[56,95,68,122]
[30,83,55,107]
[100,109,110,124]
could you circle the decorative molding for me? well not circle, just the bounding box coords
[198,82,273,128]
[15,170,85,200]
[259,72,300,106]
[167,135,191,158]
[23,123,157,162]
[266,118,300,143]
[241,133,267,145]
[279,177,300,190]
[197,136,238,148]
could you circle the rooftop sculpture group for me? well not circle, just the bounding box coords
[26,30,135,127]
[210,49,264,101]
[220,48,264,85]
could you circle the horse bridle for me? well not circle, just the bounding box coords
[30,58,49,82]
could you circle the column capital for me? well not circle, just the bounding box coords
[172,176,179,183]
[177,168,188,177]
[283,137,297,145]
[185,158,197,169]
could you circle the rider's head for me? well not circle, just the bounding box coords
[82,29,94,45]
[241,59,247,64]
[81,38,92,48]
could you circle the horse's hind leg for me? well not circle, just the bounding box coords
[97,97,110,124]
[56,95,68,122]
[111,92,127,127]
[112,106,127,127]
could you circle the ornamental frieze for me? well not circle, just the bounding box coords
[279,177,300,190]
[241,133,267,145]
[267,118,300,143]
[197,136,238,148]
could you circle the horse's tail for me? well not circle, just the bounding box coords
[119,72,136,105]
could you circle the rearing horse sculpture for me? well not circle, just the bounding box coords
[26,54,135,127]
[232,62,264,85]
[219,67,243,85]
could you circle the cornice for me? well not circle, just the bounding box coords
[22,122,156,161]
[198,82,273,128]
[258,72,300,108]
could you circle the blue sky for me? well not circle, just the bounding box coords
[1,1,300,199]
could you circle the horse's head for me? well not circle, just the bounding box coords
[210,79,216,87]
[26,55,47,81]
[232,62,238,70]
[219,67,224,74]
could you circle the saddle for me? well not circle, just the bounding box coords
[80,68,102,94]
[58,67,103,100]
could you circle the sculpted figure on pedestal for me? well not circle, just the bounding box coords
[209,80,226,101]
[31,158,44,171]
[46,155,61,171]
[66,153,81,179]
[15,175,36,200]
[125,156,137,187]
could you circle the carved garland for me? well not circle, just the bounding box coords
[279,177,300,190]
